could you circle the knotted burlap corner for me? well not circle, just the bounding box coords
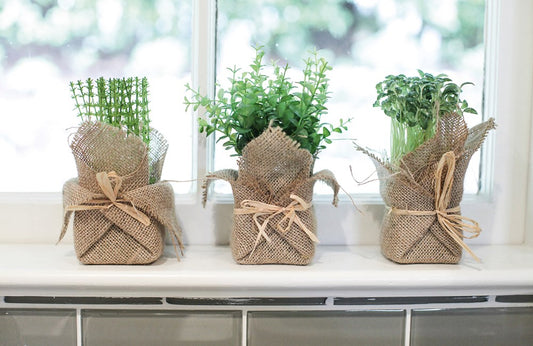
[59,121,183,264]
[204,126,339,265]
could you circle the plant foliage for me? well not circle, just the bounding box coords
[373,70,477,164]
[70,77,151,147]
[184,47,349,157]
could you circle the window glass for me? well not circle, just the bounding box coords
[216,0,485,195]
[0,0,193,192]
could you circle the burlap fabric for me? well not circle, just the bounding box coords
[59,121,183,264]
[204,126,339,265]
[358,114,495,264]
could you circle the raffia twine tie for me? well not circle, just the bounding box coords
[389,151,482,262]
[234,194,319,257]
[66,171,151,226]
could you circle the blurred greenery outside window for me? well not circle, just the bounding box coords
[215,0,485,195]
[0,0,193,193]
[0,0,484,196]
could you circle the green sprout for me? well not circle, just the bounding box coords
[373,70,477,164]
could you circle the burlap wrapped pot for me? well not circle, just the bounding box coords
[59,121,183,264]
[204,126,340,265]
[358,113,495,264]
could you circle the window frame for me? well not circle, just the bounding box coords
[0,0,531,247]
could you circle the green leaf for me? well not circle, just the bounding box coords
[198,118,208,127]
[185,46,348,156]
[234,126,252,134]
[374,70,478,164]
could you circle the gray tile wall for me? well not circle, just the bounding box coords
[411,307,533,346]
[248,310,405,346]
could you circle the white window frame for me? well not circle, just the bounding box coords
[0,0,531,248]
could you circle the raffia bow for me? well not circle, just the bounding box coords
[234,194,319,257]
[65,171,150,226]
[389,151,482,262]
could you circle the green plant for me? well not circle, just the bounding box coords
[70,77,151,146]
[373,70,477,164]
[184,47,349,157]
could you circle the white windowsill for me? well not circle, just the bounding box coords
[1,244,532,298]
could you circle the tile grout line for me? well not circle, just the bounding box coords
[404,308,412,346]
[241,309,248,346]
[76,308,83,346]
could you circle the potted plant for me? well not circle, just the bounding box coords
[357,70,495,264]
[185,47,349,265]
[59,77,183,264]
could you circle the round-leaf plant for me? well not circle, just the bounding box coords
[373,70,478,165]
[185,47,349,158]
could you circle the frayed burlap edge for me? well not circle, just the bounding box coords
[59,121,183,264]
[356,114,495,264]
[203,126,339,265]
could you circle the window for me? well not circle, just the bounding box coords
[0,0,193,193]
[215,0,485,195]
[0,0,531,247]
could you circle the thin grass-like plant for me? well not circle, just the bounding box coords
[70,77,151,147]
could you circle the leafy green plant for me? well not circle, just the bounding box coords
[184,47,349,157]
[373,70,477,164]
[70,77,151,146]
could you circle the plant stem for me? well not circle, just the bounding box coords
[70,76,151,147]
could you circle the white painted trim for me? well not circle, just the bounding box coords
[192,0,217,190]
[479,0,500,198]
[486,0,533,244]
[527,82,533,246]
[1,244,532,298]
[524,0,533,246]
